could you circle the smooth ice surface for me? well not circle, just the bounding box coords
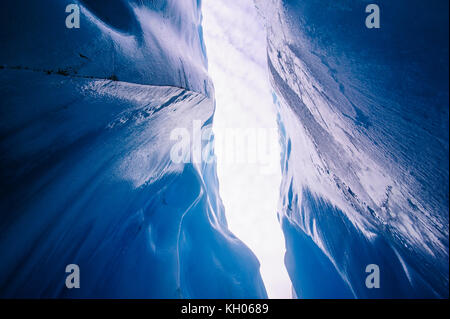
[0,0,267,298]
[202,0,292,299]
[256,0,449,298]
[0,0,212,96]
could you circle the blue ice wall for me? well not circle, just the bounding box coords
[0,0,212,96]
[0,1,267,298]
[257,0,449,298]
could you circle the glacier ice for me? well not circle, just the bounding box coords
[0,0,212,97]
[0,0,266,298]
[256,0,449,298]
[0,0,448,299]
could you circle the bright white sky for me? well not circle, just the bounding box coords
[202,0,292,299]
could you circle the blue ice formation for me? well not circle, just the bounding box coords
[0,0,448,299]
[256,0,449,298]
[0,0,266,298]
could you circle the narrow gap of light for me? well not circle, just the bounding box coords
[202,0,292,298]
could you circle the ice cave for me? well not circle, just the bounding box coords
[0,0,448,299]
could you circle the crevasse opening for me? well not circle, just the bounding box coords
[202,0,292,298]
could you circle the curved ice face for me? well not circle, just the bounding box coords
[0,1,267,298]
[0,0,212,96]
[256,0,449,298]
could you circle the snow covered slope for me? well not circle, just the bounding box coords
[256,0,449,298]
[0,0,266,298]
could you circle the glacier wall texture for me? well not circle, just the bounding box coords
[256,0,449,298]
[1,0,448,299]
[0,0,267,298]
